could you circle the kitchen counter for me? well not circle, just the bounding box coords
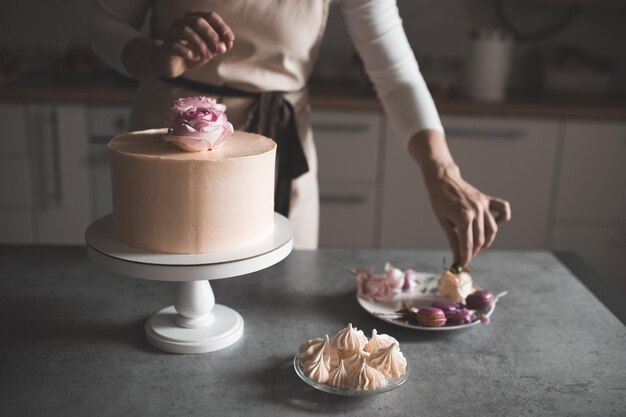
[2,77,626,120]
[1,246,624,416]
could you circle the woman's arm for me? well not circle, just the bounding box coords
[90,1,234,79]
[90,0,153,77]
[408,130,511,266]
[338,0,511,265]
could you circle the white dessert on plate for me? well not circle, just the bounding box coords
[297,324,408,392]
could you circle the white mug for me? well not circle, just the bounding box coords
[464,29,514,102]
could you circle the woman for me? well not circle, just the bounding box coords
[91,0,511,266]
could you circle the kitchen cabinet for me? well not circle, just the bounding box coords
[380,116,560,249]
[28,105,91,244]
[0,104,34,243]
[88,106,131,219]
[549,121,626,293]
[312,111,384,248]
[0,104,90,245]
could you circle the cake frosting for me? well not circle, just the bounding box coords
[368,343,407,379]
[108,128,276,253]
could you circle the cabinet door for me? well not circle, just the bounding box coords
[0,103,27,153]
[28,105,90,245]
[319,183,377,248]
[551,225,626,294]
[0,104,34,243]
[381,116,560,249]
[312,111,382,182]
[555,121,626,221]
[88,106,132,219]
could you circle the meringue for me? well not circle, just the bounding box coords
[363,329,398,354]
[303,351,330,384]
[438,269,475,303]
[368,343,407,379]
[298,335,339,368]
[327,359,350,389]
[349,360,387,390]
[341,349,370,374]
[331,323,367,352]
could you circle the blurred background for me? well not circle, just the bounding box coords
[0,0,624,293]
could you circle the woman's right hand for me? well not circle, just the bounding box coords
[155,11,235,78]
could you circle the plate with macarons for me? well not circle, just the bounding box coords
[353,263,507,331]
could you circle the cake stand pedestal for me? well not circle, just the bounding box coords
[85,213,293,354]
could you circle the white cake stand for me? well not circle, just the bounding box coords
[85,213,293,354]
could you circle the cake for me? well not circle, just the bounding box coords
[108,97,276,254]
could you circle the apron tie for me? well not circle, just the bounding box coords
[159,77,309,216]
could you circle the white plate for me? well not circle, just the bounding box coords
[293,355,409,396]
[356,271,500,331]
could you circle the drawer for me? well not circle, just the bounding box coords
[0,210,34,243]
[0,157,31,207]
[551,224,626,294]
[319,183,377,248]
[0,104,27,153]
[88,106,132,142]
[312,111,382,182]
[555,121,626,221]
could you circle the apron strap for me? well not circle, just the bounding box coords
[159,77,309,216]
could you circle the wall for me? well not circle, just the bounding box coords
[1,0,625,89]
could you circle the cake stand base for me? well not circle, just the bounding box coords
[85,213,293,355]
[145,305,244,354]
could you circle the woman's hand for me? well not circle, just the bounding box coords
[408,130,512,267]
[121,11,234,79]
[155,11,235,78]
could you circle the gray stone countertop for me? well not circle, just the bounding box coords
[1,246,624,417]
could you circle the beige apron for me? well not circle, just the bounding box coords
[129,0,329,250]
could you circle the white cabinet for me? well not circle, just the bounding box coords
[88,106,132,219]
[0,104,90,245]
[380,116,560,249]
[550,121,626,292]
[27,105,91,244]
[312,111,384,248]
[0,104,34,243]
[554,121,626,220]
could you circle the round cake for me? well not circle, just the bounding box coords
[108,128,276,254]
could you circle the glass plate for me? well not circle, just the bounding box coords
[293,355,409,396]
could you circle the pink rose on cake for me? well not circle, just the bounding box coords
[164,96,234,152]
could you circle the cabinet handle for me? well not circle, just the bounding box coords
[313,123,370,133]
[33,108,63,210]
[610,233,626,248]
[445,128,524,139]
[320,194,367,205]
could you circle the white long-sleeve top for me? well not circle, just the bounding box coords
[90,0,444,147]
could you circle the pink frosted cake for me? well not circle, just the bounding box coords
[108,98,276,254]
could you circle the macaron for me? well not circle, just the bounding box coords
[445,307,476,325]
[431,300,461,312]
[415,307,447,327]
[465,290,495,310]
